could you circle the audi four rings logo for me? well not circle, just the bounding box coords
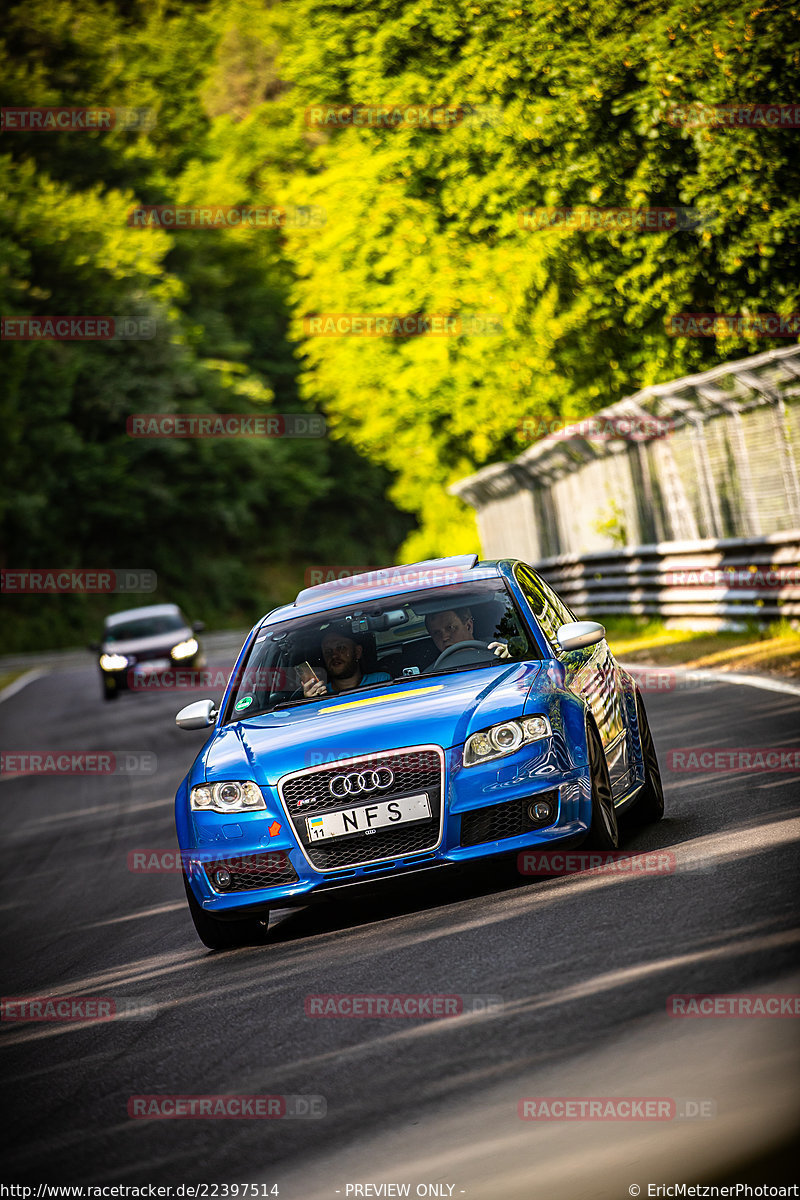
[329,768,395,798]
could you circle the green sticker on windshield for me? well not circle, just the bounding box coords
[234,696,253,711]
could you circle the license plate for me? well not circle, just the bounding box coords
[133,658,171,675]
[306,793,431,842]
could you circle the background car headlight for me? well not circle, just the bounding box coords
[463,715,551,767]
[171,637,199,661]
[99,653,129,672]
[190,780,266,813]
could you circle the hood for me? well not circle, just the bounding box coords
[102,628,192,658]
[200,661,545,785]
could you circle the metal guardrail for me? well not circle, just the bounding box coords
[535,531,800,629]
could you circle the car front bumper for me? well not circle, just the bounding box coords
[179,738,594,915]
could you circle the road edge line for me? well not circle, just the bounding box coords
[0,668,49,704]
[622,661,800,698]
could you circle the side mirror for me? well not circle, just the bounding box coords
[176,699,217,730]
[88,641,100,653]
[556,621,606,652]
[192,620,205,633]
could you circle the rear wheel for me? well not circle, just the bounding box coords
[583,720,619,849]
[182,872,269,950]
[629,690,665,825]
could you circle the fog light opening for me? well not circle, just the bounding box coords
[214,868,232,890]
[528,800,554,825]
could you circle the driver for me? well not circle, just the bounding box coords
[424,608,511,659]
[301,627,391,698]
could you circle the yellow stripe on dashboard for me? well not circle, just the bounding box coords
[320,686,444,713]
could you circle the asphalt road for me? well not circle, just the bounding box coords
[1,651,799,1196]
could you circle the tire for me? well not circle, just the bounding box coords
[583,719,619,850]
[182,871,269,950]
[629,690,665,825]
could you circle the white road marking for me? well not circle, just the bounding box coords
[0,668,49,704]
[623,662,800,697]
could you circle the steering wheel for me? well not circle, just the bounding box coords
[429,640,499,671]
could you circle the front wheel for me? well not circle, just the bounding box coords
[628,690,665,825]
[182,872,269,950]
[583,720,619,849]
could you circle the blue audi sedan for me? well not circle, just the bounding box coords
[174,556,664,948]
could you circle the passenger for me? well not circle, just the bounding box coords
[300,628,391,698]
[425,608,511,659]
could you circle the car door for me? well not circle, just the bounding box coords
[515,566,628,795]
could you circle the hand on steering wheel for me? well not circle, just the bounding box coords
[430,639,504,670]
[487,640,511,660]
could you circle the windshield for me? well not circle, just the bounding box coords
[105,613,186,641]
[223,579,537,721]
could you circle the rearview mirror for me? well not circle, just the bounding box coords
[556,621,606,652]
[175,699,217,730]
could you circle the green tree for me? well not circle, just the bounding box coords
[277,0,799,557]
[1,0,412,651]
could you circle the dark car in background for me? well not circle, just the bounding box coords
[92,603,205,701]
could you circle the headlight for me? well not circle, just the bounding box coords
[171,637,199,660]
[190,780,266,813]
[99,653,129,672]
[463,715,551,767]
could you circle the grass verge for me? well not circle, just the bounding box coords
[602,617,800,680]
[0,669,30,694]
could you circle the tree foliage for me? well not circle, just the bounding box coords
[277,0,800,556]
[1,0,412,650]
[3,0,798,651]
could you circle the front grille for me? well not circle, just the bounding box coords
[279,747,443,871]
[204,851,298,892]
[460,790,559,848]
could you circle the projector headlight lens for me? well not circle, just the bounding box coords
[190,781,266,813]
[171,637,199,661]
[99,653,129,672]
[464,715,551,767]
